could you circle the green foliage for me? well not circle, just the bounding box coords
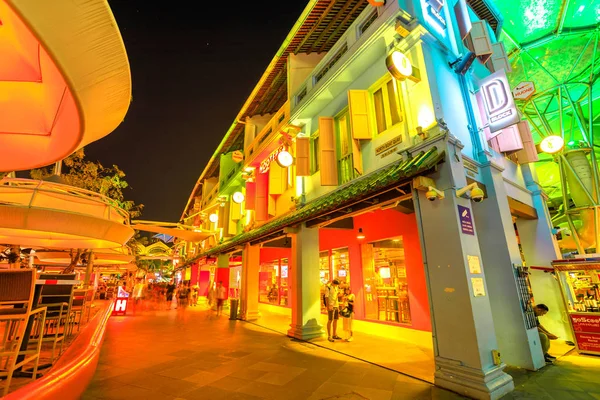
[30,149,143,218]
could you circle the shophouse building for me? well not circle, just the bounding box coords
[179,1,572,398]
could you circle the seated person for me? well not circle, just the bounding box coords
[534,304,558,363]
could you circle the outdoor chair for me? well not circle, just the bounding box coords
[0,269,47,396]
[68,289,90,335]
[29,274,76,363]
[84,288,95,323]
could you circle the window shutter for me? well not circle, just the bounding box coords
[351,139,363,176]
[269,162,285,195]
[514,122,539,164]
[348,90,372,140]
[245,182,256,210]
[255,172,268,221]
[295,137,310,176]
[228,218,238,236]
[464,21,493,64]
[486,42,512,73]
[230,198,241,221]
[319,117,339,186]
[268,195,276,216]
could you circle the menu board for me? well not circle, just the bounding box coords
[570,313,600,355]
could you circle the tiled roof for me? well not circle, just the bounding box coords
[188,147,444,261]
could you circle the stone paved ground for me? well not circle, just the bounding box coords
[83,305,600,400]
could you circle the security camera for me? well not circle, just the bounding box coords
[425,186,445,201]
[456,183,485,202]
[471,187,484,203]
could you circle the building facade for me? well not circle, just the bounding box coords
[179,1,571,398]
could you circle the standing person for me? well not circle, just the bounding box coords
[207,281,216,308]
[341,287,355,342]
[166,280,176,310]
[191,283,199,306]
[132,278,146,313]
[326,279,342,342]
[178,281,190,309]
[216,281,227,316]
[534,304,558,363]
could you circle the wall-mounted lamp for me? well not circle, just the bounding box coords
[276,150,294,168]
[357,228,366,240]
[232,191,245,204]
[539,135,564,154]
[386,51,413,80]
[416,126,428,140]
[449,51,476,75]
[209,213,219,223]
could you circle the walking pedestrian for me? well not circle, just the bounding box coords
[166,280,176,309]
[216,281,227,316]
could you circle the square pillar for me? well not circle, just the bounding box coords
[517,165,572,340]
[240,243,261,321]
[287,225,323,340]
[472,162,545,370]
[216,254,230,310]
[414,137,514,400]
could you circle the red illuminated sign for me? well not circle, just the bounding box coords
[259,145,285,173]
[571,314,600,334]
[112,298,129,316]
[575,333,600,352]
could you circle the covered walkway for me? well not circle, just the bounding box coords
[83,305,600,400]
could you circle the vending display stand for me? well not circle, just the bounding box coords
[553,259,600,355]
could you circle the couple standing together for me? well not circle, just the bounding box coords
[325,279,354,342]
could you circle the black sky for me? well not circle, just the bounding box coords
[84,1,308,222]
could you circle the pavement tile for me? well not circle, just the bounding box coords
[183,385,233,400]
[81,305,600,400]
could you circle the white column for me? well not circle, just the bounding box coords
[414,138,514,400]
[517,165,572,340]
[240,243,261,321]
[472,162,545,370]
[287,225,323,340]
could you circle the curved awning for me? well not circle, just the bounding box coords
[0,0,131,172]
[131,223,215,243]
[35,249,134,265]
[0,178,134,249]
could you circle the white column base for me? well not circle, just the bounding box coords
[241,311,261,321]
[434,358,514,400]
[287,320,323,341]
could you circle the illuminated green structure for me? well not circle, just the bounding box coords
[498,1,600,254]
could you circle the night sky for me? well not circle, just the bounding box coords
[84,1,308,222]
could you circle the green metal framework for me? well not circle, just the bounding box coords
[496,0,599,253]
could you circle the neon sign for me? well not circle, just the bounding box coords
[480,70,520,133]
[259,145,285,173]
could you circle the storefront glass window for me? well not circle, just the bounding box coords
[258,259,290,307]
[362,237,411,324]
[280,258,289,307]
[331,248,350,285]
[319,251,330,285]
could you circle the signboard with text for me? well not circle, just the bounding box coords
[570,313,600,355]
[112,298,129,316]
[458,205,474,235]
[480,70,520,132]
[512,81,536,101]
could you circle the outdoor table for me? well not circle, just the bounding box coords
[13,279,81,378]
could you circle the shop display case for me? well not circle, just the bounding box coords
[553,259,600,355]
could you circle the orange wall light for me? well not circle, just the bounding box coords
[0,0,132,172]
